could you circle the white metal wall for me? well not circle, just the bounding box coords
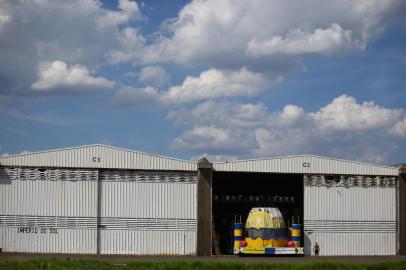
[99,170,197,255]
[0,167,197,255]
[0,167,98,253]
[304,183,397,255]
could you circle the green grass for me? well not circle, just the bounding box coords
[0,259,405,270]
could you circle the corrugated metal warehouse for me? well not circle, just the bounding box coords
[0,144,405,256]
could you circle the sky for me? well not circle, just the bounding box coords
[0,0,405,165]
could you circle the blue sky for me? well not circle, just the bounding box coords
[0,0,405,165]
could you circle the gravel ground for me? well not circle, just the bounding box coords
[1,252,406,264]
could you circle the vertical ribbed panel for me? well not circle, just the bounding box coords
[0,168,97,253]
[99,170,197,255]
[101,182,196,219]
[304,232,396,256]
[100,231,196,255]
[0,228,96,253]
[0,179,97,217]
[304,186,396,221]
[304,185,397,255]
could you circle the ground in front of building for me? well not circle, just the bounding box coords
[1,252,406,264]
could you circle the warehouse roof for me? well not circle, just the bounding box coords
[0,144,399,176]
[212,155,398,176]
[0,144,197,171]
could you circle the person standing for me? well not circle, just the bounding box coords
[313,242,320,256]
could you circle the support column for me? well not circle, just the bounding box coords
[96,171,102,254]
[196,157,213,256]
[399,165,406,255]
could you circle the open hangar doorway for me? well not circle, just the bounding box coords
[212,171,304,255]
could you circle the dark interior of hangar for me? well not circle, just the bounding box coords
[212,171,303,255]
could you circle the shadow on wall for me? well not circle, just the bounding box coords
[0,167,12,184]
[304,232,312,256]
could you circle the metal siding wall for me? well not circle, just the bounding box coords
[304,185,397,255]
[0,168,97,253]
[305,233,396,256]
[101,182,196,219]
[1,228,96,253]
[0,179,97,217]
[100,231,196,255]
[305,186,396,221]
[99,170,197,255]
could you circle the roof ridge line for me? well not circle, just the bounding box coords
[212,154,396,169]
[0,144,196,164]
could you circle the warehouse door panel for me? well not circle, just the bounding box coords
[304,175,397,256]
[98,170,197,255]
[0,167,98,253]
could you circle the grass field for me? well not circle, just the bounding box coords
[0,258,406,270]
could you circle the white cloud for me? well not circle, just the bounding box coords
[390,117,406,137]
[131,0,402,68]
[169,95,406,163]
[107,27,146,64]
[31,61,114,94]
[0,0,141,97]
[172,125,256,153]
[169,100,309,129]
[97,0,141,28]
[311,95,403,131]
[137,66,169,87]
[277,105,306,126]
[0,5,10,26]
[246,23,354,56]
[112,67,270,106]
[162,68,268,103]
